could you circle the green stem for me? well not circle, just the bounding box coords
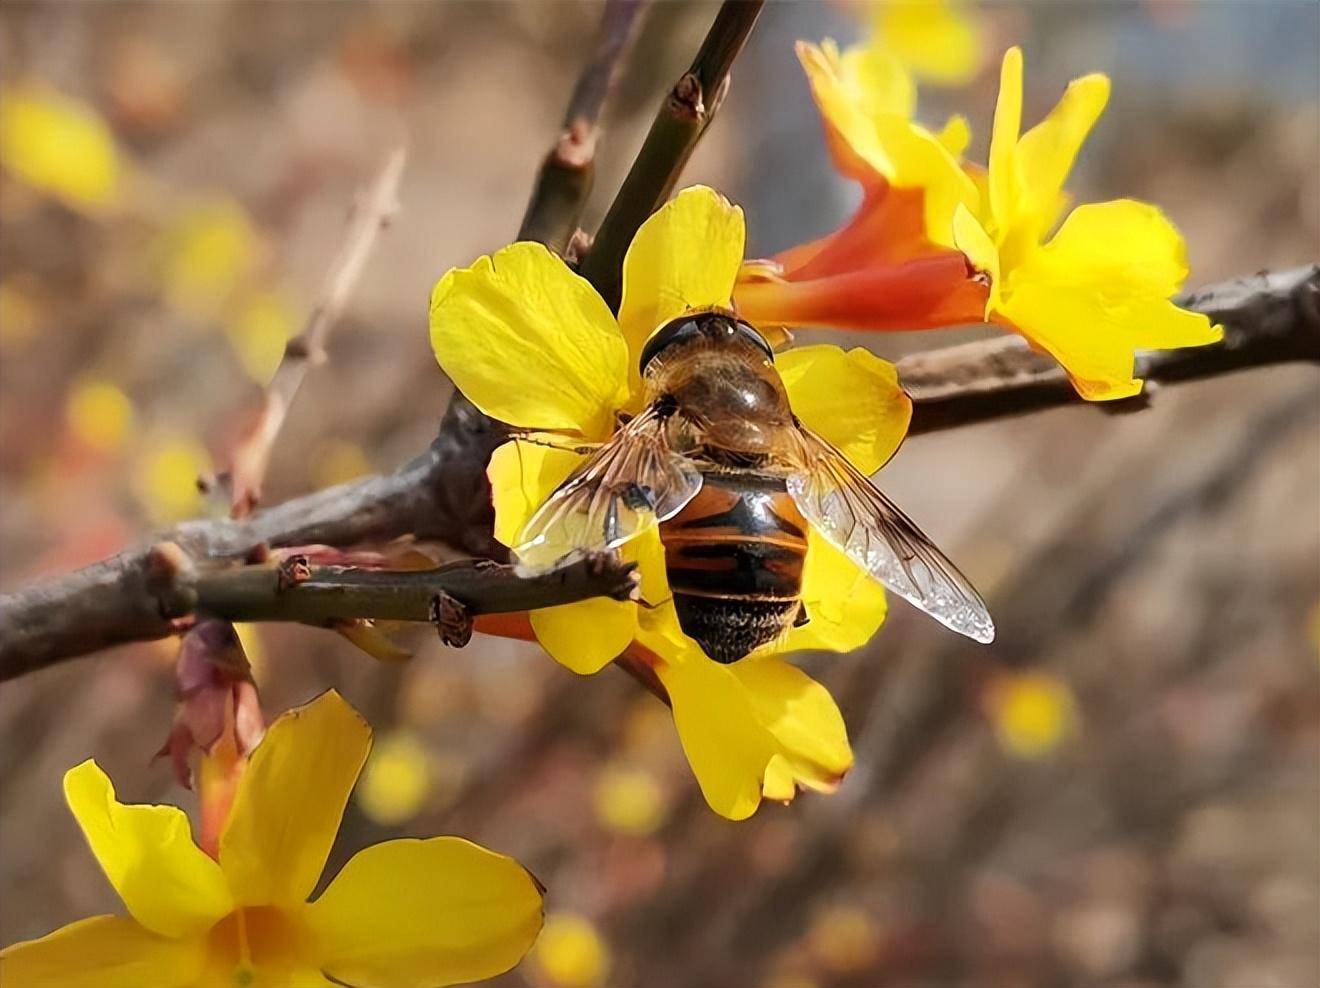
[578,0,765,310]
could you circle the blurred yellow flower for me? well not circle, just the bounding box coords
[311,437,375,489]
[0,691,545,987]
[952,47,1221,399]
[226,288,297,382]
[430,186,895,819]
[532,913,610,988]
[872,0,985,86]
[136,433,211,523]
[356,729,432,826]
[593,764,667,836]
[0,82,121,210]
[806,904,880,974]
[987,669,1078,759]
[66,380,134,453]
[156,197,261,318]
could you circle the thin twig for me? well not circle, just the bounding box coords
[0,551,637,682]
[518,0,649,250]
[221,145,407,517]
[577,0,765,310]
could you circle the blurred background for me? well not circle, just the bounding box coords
[1,2,1317,987]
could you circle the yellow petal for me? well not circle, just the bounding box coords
[308,837,544,988]
[1032,199,1190,298]
[487,440,584,548]
[871,115,979,244]
[430,242,627,436]
[877,0,984,86]
[798,40,891,184]
[987,47,1023,231]
[219,690,370,908]
[778,345,912,475]
[0,83,120,210]
[839,43,915,120]
[936,114,971,158]
[0,915,206,988]
[778,531,888,654]
[731,657,853,799]
[996,198,1220,399]
[63,761,232,938]
[530,597,636,676]
[653,647,852,819]
[618,186,746,368]
[1015,72,1109,235]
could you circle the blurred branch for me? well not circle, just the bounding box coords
[903,264,1319,434]
[518,0,649,251]
[577,0,765,309]
[221,145,407,516]
[0,549,637,682]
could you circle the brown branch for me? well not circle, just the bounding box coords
[902,264,1319,434]
[0,550,637,682]
[222,145,407,516]
[0,265,1313,683]
[576,0,766,310]
[518,0,649,250]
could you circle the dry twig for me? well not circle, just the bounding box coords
[222,145,407,516]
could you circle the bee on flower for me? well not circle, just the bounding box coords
[430,186,992,819]
[0,691,544,988]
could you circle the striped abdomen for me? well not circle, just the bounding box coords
[658,471,808,664]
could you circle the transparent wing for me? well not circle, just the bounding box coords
[787,427,995,644]
[515,404,703,571]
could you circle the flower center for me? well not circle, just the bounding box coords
[206,906,310,985]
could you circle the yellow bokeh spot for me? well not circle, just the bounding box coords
[355,730,432,826]
[988,670,1078,759]
[0,81,121,210]
[310,439,374,490]
[66,380,134,453]
[873,0,984,87]
[806,904,880,974]
[0,279,41,348]
[226,289,297,382]
[156,198,261,318]
[136,434,211,523]
[533,913,611,988]
[593,764,667,837]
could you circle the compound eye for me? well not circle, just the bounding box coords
[734,320,774,361]
[639,316,703,372]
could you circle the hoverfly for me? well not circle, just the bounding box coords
[514,310,994,663]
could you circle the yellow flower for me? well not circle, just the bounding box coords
[0,81,121,210]
[430,186,911,819]
[952,47,1222,399]
[0,691,544,988]
[871,0,985,87]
